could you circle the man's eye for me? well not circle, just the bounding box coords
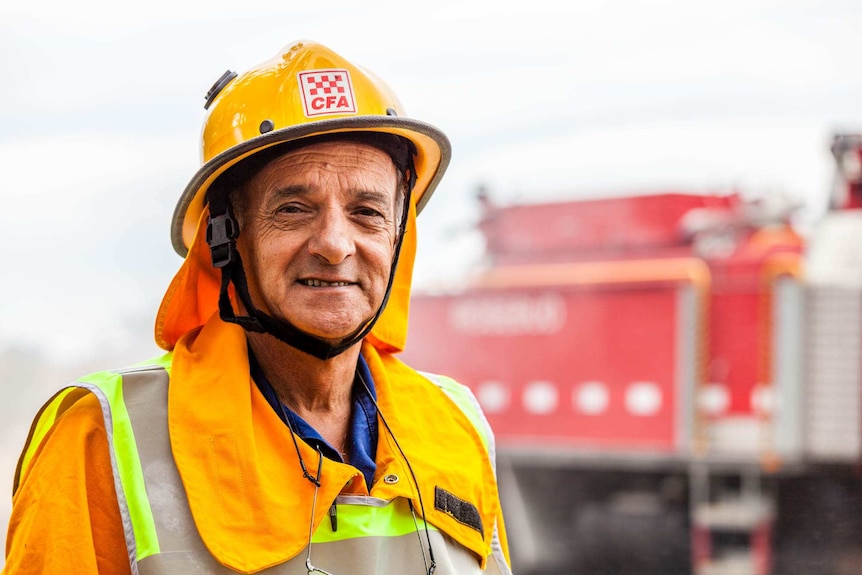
[277,204,304,214]
[356,207,384,218]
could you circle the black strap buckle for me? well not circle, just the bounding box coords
[206,211,238,268]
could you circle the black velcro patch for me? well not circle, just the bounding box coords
[434,486,483,537]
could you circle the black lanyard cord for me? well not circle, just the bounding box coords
[265,363,436,575]
[356,369,437,575]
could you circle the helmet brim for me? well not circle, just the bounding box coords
[171,115,450,257]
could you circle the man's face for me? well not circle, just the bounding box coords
[236,140,400,344]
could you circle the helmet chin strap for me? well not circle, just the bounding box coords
[205,165,415,361]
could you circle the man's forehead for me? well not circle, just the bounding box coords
[247,132,410,179]
[255,142,397,184]
[266,139,396,169]
[246,142,399,204]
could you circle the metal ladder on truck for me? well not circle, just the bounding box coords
[690,463,776,575]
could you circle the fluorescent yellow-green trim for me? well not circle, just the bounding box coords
[312,498,437,543]
[79,371,161,560]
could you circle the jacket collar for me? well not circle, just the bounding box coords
[169,314,497,572]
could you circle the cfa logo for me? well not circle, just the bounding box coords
[298,69,357,117]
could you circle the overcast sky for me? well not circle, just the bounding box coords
[1,0,861,365]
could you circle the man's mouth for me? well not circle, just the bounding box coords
[300,279,352,287]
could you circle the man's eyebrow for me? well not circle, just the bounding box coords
[268,185,309,201]
[261,185,310,208]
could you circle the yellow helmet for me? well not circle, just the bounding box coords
[171,40,451,257]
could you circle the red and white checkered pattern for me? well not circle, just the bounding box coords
[297,69,357,117]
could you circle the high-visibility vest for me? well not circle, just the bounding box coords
[17,358,511,575]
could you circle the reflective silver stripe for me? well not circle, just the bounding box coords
[334,494,397,507]
[138,530,483,574]
[139,553,237,574]
[489,522,511,575]
[420,372,512,575]
[118,367,233,574]
[120,368,212,559]
[70,381,141,575]
[452,385,512,575]
[104,367,494,573]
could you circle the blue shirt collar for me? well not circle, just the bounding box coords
[249,348,378,489]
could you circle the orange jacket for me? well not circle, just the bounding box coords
[5,391,130,574]
[5,202,510,573]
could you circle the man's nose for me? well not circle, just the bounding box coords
[307,208,356,264]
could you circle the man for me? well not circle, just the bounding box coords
[4,41,512,574]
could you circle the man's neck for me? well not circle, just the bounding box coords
[247,332,359,452]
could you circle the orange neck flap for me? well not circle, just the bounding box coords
[167,314,498,571]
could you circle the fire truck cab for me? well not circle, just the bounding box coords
[402,134,862,575]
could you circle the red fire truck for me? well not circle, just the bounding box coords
[402,134,862,575]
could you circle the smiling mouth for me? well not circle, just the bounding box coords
[300,279,352,287]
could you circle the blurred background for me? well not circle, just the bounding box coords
[2,1,861,573]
